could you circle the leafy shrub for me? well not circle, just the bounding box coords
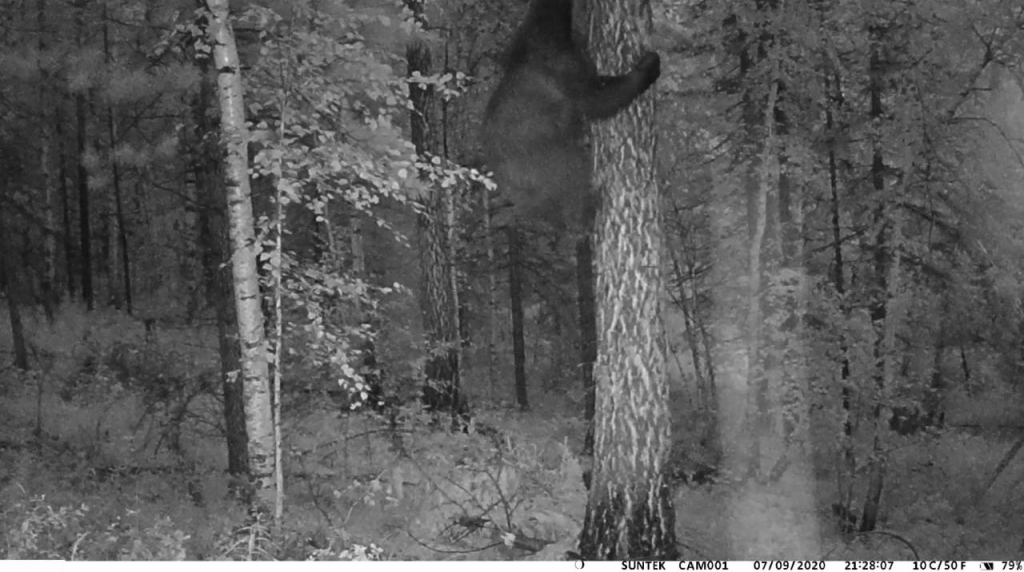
[338,543,384,560]
[3,496,89,559]
[123,517,190,560]
[2,496,189,560]
[213,512,276,560]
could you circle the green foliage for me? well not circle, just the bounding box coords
[3,497,90,559]
[338,543,384,561]
[213,512,276,561]
[124,517,191,561]
[2,496,189,560]
[281,397,589,559]
[244,4,416,212]
[230,1,423,396]
[397,422,586,557]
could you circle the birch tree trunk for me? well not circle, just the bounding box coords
[206,0,276,513]
[191,62,249,485]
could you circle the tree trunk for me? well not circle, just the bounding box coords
[821,62,858,513]
[270,135,285,526]
[667,239,719,458]
[0,214,28,371]
[743,53,779,479]
[74,2,93,311]
[860,22,899,532]
[668,243,705,404]
[207,0,276,513]
[406,0,464,425]
[727,1,786,481]
[577,233,597,459]
[444,170,464,403]
[578,0,676,558]
[102,5,132,314]
[862,218,901,531]
[765,43,804,486]
[483,182,498,398]
[112,153,132,313]
[508,223,528,410]
[37,0,57,323]
[192,64,249,482]
[56,105,75,301]
[75,97,93,310]
[420,189,464,426]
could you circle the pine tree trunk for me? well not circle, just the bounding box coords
[576,234,597,459]
[112,159,132,313]
[0,216,28,371]
[56,105,76,301]
[75,96,93,310]
[578,0,676,558]
[508,223,528,410]
[74,2,93,311]
[101,4,128,312]
[37,0,57,322]
[483,184,498,397]
[105,113,129,311]
[406,0,464,424]
[420,188,462,422]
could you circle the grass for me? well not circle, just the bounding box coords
[1,303,1023,559]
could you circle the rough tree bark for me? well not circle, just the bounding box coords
[577,231,597,459]
[577,0,677,559]
[508,223,528,410]
[406,0,464,425]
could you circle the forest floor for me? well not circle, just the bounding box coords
[1,307,1024,560]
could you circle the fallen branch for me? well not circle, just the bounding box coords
[976,435,1024,504]
[857,529,920,560]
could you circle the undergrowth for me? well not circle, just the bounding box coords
[2,304,1023,560]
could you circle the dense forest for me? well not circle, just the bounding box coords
[1,0,1023,561]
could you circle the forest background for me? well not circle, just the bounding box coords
[1,0,1024,561]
